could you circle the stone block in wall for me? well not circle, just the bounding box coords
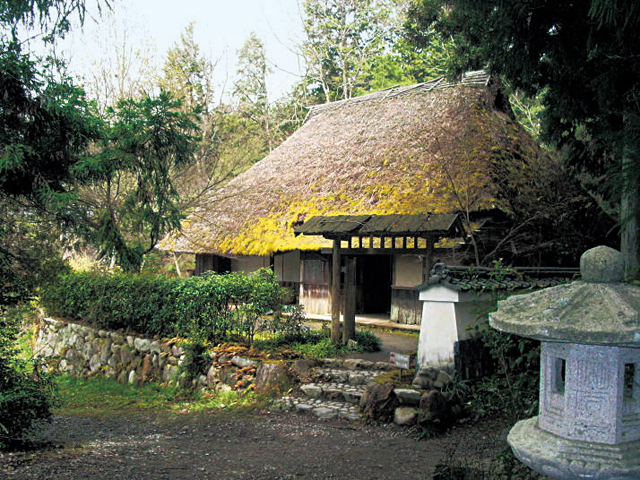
[82,342,94,360]
[231,356,258,368]
[38,344,54,357]
[142,354,156,382]
[166,355,179,366]
[150,341,162,354]
[394,407,417,426]
[89,354,102,373]
[119,346,133,365]
[172,345,184,357]
[207,365,219,385]
[100,339,112,364]
[254,363,295,394]
[395,388,422,406]
[134,338,151,352]
[158,352,167,369]
[163,365,179,384]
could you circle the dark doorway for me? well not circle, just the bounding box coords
[355,254,392,314]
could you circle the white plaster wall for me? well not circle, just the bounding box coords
[231,256,269,273]
[394,255,423,287]
[417,287,492,370]
[417,300,458,369]
[274,251,301,282]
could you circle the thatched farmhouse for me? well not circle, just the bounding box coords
[161,71,545,325]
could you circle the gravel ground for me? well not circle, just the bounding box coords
[0,411,511,479]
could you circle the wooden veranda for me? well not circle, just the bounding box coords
[294,213,466,343]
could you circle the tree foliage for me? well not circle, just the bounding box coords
[159,23,213,113]
[75,92,198,272]
[83,6,158,113]
[0,313,58,450]
[300,0,397,102]
[0,45,101,206]
[159,25,267,214]
[0,0,102,286]
[234,32,275,153]
[406,0,640,274]
[0,0,101,448]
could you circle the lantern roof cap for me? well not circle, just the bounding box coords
[489,246,640,345]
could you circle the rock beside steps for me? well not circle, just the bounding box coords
[271,358,396,422]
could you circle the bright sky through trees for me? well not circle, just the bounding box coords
[44,0,305,101]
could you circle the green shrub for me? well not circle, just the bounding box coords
[465,327,540,419]
[460,261,543,420]
[40,268,288,345]
[0,312,58,450]
[352,329,382,352]
[289,327,382,359]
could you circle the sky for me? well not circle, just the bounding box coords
[50,0,306,102]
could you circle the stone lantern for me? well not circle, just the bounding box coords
[489,246,640,480]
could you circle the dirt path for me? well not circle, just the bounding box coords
[1,411,510,479]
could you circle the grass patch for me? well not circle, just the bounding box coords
[255,326,382,360]
[55,376,199,415]
[55,376,270,416]
[185,389,270,414]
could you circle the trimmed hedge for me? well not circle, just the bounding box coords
[40,269,287,343]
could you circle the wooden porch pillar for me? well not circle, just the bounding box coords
[343,256,356,344]
[331,239,341,344]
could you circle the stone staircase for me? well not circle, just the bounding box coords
[272,357,396,422]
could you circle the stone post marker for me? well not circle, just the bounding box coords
[489,246,640,480]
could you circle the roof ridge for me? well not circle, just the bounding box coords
[307,70,489,115]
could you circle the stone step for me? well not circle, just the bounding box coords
[313,368,379,386]
[272,395,362,422]
[319,358,397,372]
[299,382,366,404]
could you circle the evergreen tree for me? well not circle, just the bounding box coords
[406,0,640,276]
[234,32,274,153]
[0,0,101,449]
[76,92,198,273]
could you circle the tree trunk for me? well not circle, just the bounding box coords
[621,137,639,279]
[172,251,182,277]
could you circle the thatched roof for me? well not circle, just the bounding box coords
[161,71,540,256]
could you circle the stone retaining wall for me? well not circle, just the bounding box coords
[35,318,259,391]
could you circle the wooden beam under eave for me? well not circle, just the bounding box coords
[331,239,341,344]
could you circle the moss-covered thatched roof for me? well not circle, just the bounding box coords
[161,71,540,256]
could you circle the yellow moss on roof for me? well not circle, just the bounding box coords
[160,73,539,256]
